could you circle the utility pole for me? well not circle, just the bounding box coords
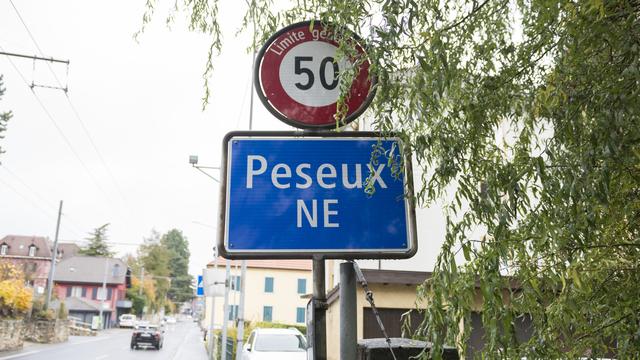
[139,267,145,296]
[98,258,109,329]
[44,200,63,310]
[313,256,327,360]
[235,44,256,360]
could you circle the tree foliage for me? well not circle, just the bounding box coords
[0,75,12,159]
[0,263,33,318]
[143,0,640,357]
[79,223,114,257]
[137,230,171,311]
[161,229,193,303]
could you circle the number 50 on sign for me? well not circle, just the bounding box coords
[254,21,376,130]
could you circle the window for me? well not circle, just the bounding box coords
[228,305,239,320]
[263,306,273,322]
[112,264,120,277]
[71,286,83,297]
[92,287,98,300]
[296,307,305,323]
[107,288,113,300]
[0,244,8,255]
[231,275,241,291]
[264,277,274,293]
[297,279,307,294]
[28,245,36,257]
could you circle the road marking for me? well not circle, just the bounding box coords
[0,350,40,360]
[95,355,108,360]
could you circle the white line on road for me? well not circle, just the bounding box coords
[0,350,40,360]
[95,355,108,360]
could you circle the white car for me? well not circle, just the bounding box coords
[241,328,307,360]
[119,314,137,328]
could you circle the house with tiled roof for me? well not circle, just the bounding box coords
[0,235,54,292]
[202,257,312,329]
[52,256,131,327]
[0,235,84,294]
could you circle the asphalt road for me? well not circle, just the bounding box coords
[0,321,208,360]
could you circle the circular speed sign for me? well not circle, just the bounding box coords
[254,21,376,130]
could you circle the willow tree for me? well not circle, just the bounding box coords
[141,1,640,357]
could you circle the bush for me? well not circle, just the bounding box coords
[57,302,68,320]
[30,298,55,320]
[0,264,33,318]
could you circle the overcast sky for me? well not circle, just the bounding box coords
[0,0,447,277]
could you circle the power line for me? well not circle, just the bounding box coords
[0,176,83,238]
[1,50,113,201]
[8,0,132,212]
[8,0,66,89]
[0,165,87,236]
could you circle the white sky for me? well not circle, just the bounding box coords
[0,0,447,277]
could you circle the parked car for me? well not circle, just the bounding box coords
[241,328,307,360]
[164,316,177,324]
[130,323,164,350]
[118,314,137,328]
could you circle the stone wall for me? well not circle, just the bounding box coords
[24,319,69,343]
[0,319,24,352]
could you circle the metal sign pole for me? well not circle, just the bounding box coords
[220,259,231,360]
[208,256,218,359]
[340,262,357,360]
[312,256,327,360]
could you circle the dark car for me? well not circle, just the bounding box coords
[130,323,163,350]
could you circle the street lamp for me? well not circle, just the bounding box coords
[188,155,221,183]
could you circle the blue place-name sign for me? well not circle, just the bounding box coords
[219,132,416,258]
[196,275,204,296]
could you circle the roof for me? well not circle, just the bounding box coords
[53,256,127,285]
[57,243,81,259]
[208,257,312,271]
[327,268,431,305]
[51,296,107,312]
[0,235,52,258]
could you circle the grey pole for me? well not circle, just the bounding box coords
[235,42,257,360]
[313,257,327,360]
[234,261,247,359]
[98,258,109,329]
[139,266,144,296]
[220,259,231,360]
[208,254,218,359]
[340,262,357,360]
[44,200,63,310]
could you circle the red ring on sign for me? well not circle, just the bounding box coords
[254,21,376,130]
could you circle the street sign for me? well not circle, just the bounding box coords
[254,20,376,130]
[196,275,204,296]
[218,131,417,259]
[203,268,226,296]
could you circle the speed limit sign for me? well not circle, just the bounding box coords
[254,20,376,129]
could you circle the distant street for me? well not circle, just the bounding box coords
[0,321,208,360]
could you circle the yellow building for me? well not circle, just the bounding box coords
[325,268,429,360]
[202,258,312,331]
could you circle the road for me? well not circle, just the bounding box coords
[0,321,208,360]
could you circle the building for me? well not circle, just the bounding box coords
[324,267,535,360]
[202,258,312,331]
[53,256,131,326]
[0,235,82,295]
